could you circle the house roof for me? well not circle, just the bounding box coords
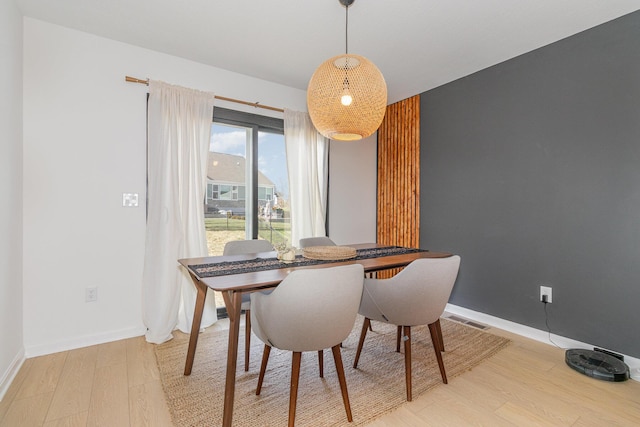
[207,152,275,187]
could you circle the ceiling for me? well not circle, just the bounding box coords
[17,0,640,104]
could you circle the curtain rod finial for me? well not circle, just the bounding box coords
[125,76,149,85]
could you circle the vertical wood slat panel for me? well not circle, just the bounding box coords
[377,96,420,278]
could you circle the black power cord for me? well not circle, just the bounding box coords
[542,297,562,349]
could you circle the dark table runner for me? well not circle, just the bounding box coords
[189,246,426,278]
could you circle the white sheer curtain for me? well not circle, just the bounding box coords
[284,109,329,247]
[142,80,218,344]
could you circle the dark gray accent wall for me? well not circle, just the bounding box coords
[420,11,640,357]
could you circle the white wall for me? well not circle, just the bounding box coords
[21,16,378,358]
[0,0,24,400]
[328,136,377,245]
[22,18,310,356]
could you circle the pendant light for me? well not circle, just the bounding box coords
[307,0,387,141]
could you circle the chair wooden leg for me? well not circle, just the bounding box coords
[369,322,373,332]
[353,317,371,368]
[435,318,445,352]
[429,322,448,384]
[244,309,251,371]
[256,344,271,395]
[396,325,402,352]
[404,326,412,401]
[318,350,324,378]
[331,345,353,422]
[288,352,302,427]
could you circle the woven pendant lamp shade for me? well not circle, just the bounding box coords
[307,54,387,141]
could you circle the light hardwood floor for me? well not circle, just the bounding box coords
[2,318,639,426]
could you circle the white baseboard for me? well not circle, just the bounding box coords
[24,326,147,358]
[0,348,25,402]
[445,304,640,382]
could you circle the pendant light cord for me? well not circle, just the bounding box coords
[345,5,349,54]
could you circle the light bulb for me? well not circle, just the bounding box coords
[341,73,353,106]
[341,91,353,106]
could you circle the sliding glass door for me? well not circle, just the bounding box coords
[204,108,290,256]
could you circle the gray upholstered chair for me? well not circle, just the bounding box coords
[353,256,461,401]
[298,236,336,248]
[223,239,275,371]
[299,236,373,333]
[251,264,364,426]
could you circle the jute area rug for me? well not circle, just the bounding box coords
[155,317,510,426]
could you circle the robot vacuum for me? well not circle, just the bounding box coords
[565,348,630,382]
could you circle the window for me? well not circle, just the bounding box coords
[204,108,290,256]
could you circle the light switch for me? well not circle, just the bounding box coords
[122,193,139,207]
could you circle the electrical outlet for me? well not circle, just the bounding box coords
[86,287,98,302]
[540,285,552,303]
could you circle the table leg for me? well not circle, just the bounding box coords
[184,275,208,375]
[221,290,243,427]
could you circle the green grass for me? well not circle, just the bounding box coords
[258,218,290,247]
[204,217,246,231]
[204,217,291,246]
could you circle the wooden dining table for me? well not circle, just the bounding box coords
[178,243,452,427]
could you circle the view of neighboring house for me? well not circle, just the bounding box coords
[205,152,276,216]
